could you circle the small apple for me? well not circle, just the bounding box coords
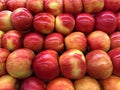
[116,12,120,31]
[0,30,5,48]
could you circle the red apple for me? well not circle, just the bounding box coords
[33,50,59,80]
[23,32,44,52]
[33,13,55,34]
[44,32,64,52]
[59,49,87,79]
[65,32,87,52]
[6,48,35,79]
[55,13,75,35]
[0,0,6,11]
[47,77,74,90]
[44,0,63,16]
[82,0,104,13]
[116,12,120,31]
[20,76,46,90]
[26,0,44,15]
[87,30,111,51]
[75,13,95,35]
[95,11,117,34]
[11,8,33,32]
[2,30,22,51]
[86,50,113,79]
[63,0,83,15]
[0,30,4,48]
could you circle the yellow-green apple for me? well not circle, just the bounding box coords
[0,10,13,32]
[63,0,83,15]
[26,0,44,15]
[0,0,6,11]
[108,47,120,76]
[55,13,75,35]
[44,0,63,16]
[116,12,120,31]
[109,32,120,49]
[6,48,35,79]
[0,30,4,47]
[87,30,110,51]
[65,32,87,52]
[86,50,113,79]
[11,8,33,32]
[75,13,95,35]
[74,76,101,90]
[104,0,120,12]
[95,11,117,34]
[33,13,55,34]
[99,75,120,90]
[20,76,46,90]
[0,48,10,75]
[2,30,22,51]
[47,77,74,90]
[6,0,26,11]
[23,32,44,52]
[82,0,104,13]
[44,32,64,52]
[33,50,59,80]
[59,49,87,79]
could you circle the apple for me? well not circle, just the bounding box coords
[44,32,64,52]
[59,49,87,79]
[23,32,44,52]
[86,50,113,79]
[116,12,120,31]
[44,0,63,16]
[11,8,33,32]
[47,77,74,90]
[33,50,59,80]
[0,30,4,48]
[6,0,26,11]
[109,32,120,49]
[33,13,55,34]
[87,30,111,51]
[26,0,44,15]
[74,76,101,90]
[104,0,120,12]
[0,10,13,32]
[55,13,75,35]
[0,0,6,11]
[95,11,117,34]
[82,0,104,13]
[6,48,35,79]
[20,76,46,90]
[75,13,95,35]
[99,75,120,90]
[63,0,83,15]
[2,30,22,51]
[65,32,87,52]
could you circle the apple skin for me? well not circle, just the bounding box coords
[65,32,87,52]
[87,30,111,51]
[47,77,74,90]
[95,11,117,34]
[55,13,75,35]
[6,0,26,11]
[63,0,83,15]
[109,32,120,49]
[11,8,33,32]
[82,0,104,13]
[0,30,4,47]
[0,0,6,11]
[26,0,44,15]
[44,0,63,16]
[75,13,95,35]
[59,49,87,79]
[44,32,64,52]
[33,13,55,34]
[6,48,35,79]
[86,50,113,79]
[23,32,44,52]
[116,12,120,31]
[33,50,59,80]
[99,75,120,90]
[74,76,101,90]
[20,77,46,90]
[2,30,22,51]
[0,10,13,32]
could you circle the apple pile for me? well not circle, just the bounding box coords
[0,0,120,90]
